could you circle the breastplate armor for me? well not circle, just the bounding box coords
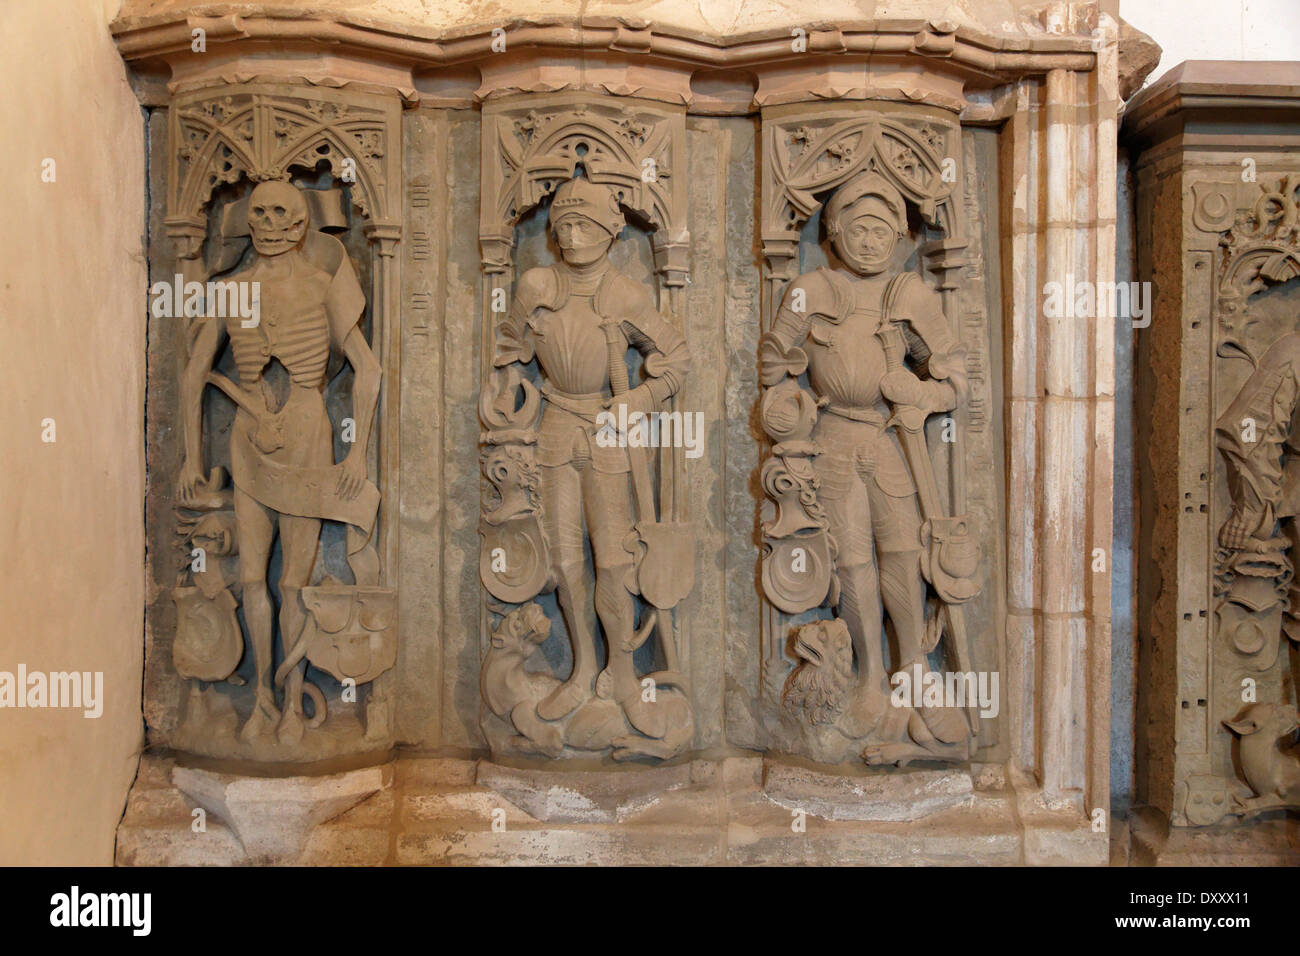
[531,292,619,397]
[806,281,890,410]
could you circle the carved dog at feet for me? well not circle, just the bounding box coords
[483,603,693,760]
[482,603,565,758]
[1223,702,1300,812]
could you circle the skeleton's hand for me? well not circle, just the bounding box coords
[1220,507,1262,550]
[177,459,205,505]
[337,452,367,501]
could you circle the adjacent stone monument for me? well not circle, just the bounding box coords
[1128,61,1300,865]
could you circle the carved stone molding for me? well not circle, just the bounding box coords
[111,7,1102,86]
[166,85,401,252]
[761,109,967,279]
[479,94,688,285]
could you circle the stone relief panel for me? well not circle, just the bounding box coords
[106,0,1137,867]
[755,104,1005,767]
[476,95,698,761]
[1182,174,1300,824]
[155,85,402,763]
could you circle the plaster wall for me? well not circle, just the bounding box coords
[1121,0,1300,87]
[0,0,146,866]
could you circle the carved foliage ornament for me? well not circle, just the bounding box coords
[481,100,687,284]
[168,88,396,250]
[764,116,961,272]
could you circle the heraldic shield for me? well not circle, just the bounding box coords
[172,586,243,683]
[299,585,398,686]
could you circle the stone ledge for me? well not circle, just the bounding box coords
[117,753,1118,865]
[170,762,392,864]
[761,758,975,822]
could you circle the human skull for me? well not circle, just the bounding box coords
[247,181,308,257]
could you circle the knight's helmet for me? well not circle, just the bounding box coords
[548,178,626,238]
[824,171,908,240]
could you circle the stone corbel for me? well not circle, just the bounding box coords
[164,216,206,261]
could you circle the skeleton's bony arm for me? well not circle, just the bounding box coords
[342,325,381,460]
[179,318,227,482]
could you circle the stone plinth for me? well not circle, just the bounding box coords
[761,760,974,822]
[118,754,1110,866]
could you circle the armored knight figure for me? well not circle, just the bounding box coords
[480,177,694,759]
[761,170,978,765]
[177,180,381,746]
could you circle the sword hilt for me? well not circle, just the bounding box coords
[876,322,907,372]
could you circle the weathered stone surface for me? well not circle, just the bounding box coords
[1129,806,1300,866]
[172,762,391,863]
[1128,59,1300,862]
[117,753,1121,865]
[762,760,975,822]
[107,0,1121,867]
[1117,17,1162,100]
[475,760,694,824]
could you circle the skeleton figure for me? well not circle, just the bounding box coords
[762,171,972,764]
[486,178,690,742]
[177,181,381,745]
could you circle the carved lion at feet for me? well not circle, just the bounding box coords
[779,618,973,767]
[861,692,971,767]
[783,618,854,725]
